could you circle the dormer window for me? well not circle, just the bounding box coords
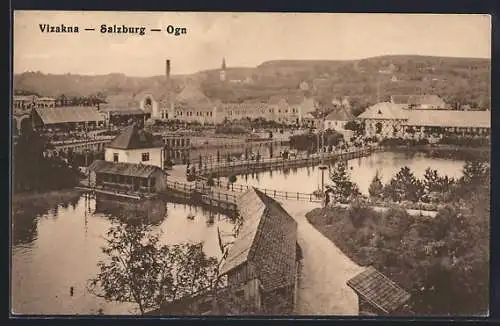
[378,110,382,114]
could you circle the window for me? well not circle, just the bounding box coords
[113,153,119,162]
[141,152,150,162]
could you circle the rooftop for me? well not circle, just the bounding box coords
[404,109,491,129]
[34,106,104,125]
[347,266,411,314]
[220,188,298,293]
[391,94,446,108]
[357,102,408,120]
[324,106,355,121]
[88,160,166,179]
[107,124,164,150]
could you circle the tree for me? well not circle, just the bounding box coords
[383,166,424,202]
[328,161,360,203]
[368,171,384,199]
[423,168,455,195]
[88,222,219,314]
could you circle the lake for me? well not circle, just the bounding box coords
[11,194,235,315]
[226,151,467,195]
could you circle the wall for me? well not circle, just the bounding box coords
[152,169,168,192]
[105,147,163,169]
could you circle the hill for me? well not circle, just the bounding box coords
[13,55,491,109]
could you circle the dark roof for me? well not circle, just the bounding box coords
[88,160,166,178]
[220,188,298,292]
[107,124,164,150]
[347,266,411,314]
[34,106,104,125]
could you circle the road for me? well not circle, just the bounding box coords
[280,200,365,316]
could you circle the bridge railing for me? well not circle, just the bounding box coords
[212,181,323,202]
[196,146,379,176]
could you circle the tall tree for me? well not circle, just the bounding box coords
[328,161,360,204]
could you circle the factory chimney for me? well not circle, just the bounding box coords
[166,59,171,82]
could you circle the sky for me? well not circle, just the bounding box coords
[13,11,491,77]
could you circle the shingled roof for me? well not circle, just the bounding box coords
[107,124,164,150]
[347,266,411,314]
[219,188,298,293]
[88,160,166,178]
[34,106,104,125]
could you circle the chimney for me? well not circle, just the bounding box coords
[166,59,171,82]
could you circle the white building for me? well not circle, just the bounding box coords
[104,124,165,169]
[323,106,354,131]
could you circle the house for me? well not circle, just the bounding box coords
[323,106,354,131]
[357,102,408,138]
[31,106,105,131]
[219,188,301,314]
[104,124,166,169]
[390,95,447,110]
[88,160,168,193]
[347,266,411,316]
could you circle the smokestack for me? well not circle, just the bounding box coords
[166,59,171,81]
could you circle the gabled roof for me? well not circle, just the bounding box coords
[347,266,411,314]
[220,188,298,292]
[324,106,354,121]
[175,83,212,107]
[107,124,164,150]
[404,109,491,129]
[34,106,104,125]
[357,102,408,120]
[88,160,165,178]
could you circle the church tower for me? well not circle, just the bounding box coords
[220,57,227,82]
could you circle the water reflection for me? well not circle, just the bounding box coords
[12,193,235,315]
[228,151,466,195]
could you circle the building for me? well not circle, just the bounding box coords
[358,100,491,140]
[163,132,191,164]
[37,97,56,108]
[323,106,355,131]
[357,102,408,138]
[88,160,168,193]
[104,124,166,169]
[88,124,169,193]
[404,110,491,139]
[219,188,301,314]
[13,95,56,110]
[390,95,447,110]
[347,266,411,316]
[31,106,105,131]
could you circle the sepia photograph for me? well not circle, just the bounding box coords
[11,11,491,317]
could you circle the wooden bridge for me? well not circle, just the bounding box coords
[196,146,378,178]
[163,146,381,207]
